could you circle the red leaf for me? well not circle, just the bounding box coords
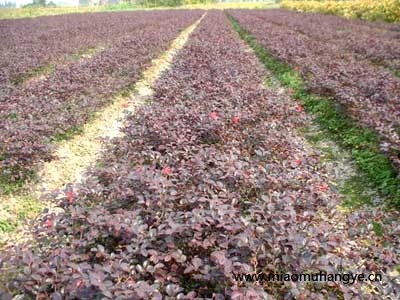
[232,116,239,124]
[122,103,129,108]
[295,159,302,165]
[319,184,328,192]
[45,219,53,228]
[162,167,171,176]
[296,104,303,112]
[75,279,83,288]
[66,191,74,203]
[209,111,219,119]
[288,88,295,95]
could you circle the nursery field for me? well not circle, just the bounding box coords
[0,8,399,300]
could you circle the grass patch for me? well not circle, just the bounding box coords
[340,176,374,209]
[303,129,326,144]
[51,126,85,143]
[381,65,399,79]
[0,176,25,196]
[0,195,43,236]
[118,84,138,99]
[229,15,400,208]
[16,196,44,220]
[263,76,279,88]
[69,46,105,61]
[372,221,384,237]
[11,64,54,85]
[0,220,17,233]
[7,112,18,120]
[319,146,336,161]
[0,168,36,196]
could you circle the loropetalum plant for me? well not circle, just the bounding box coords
[0,10,197,88]
[2,11,399,299]
[228,10,400,168]
[245,9,400,72]
[0,10,202,184]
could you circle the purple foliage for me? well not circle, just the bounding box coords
[229,9,400,168]
[0,10,195,87]
[246,9,400,72]
[0,10,202,183]
[2,12,398,299]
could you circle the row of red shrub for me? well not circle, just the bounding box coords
[0,10,202,185]
[3,11,397,299]
[0,11,192,87]
[229,9,400,168]
[246,9,400,72]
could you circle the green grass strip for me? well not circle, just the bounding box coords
[228,15,400,208]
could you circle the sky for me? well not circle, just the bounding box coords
[1,0,80,7]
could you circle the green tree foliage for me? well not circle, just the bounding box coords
[23,0,52,8]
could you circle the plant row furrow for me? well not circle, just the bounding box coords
[3,11,398,299]
[0,10,202,189]
[228,10,400,169]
